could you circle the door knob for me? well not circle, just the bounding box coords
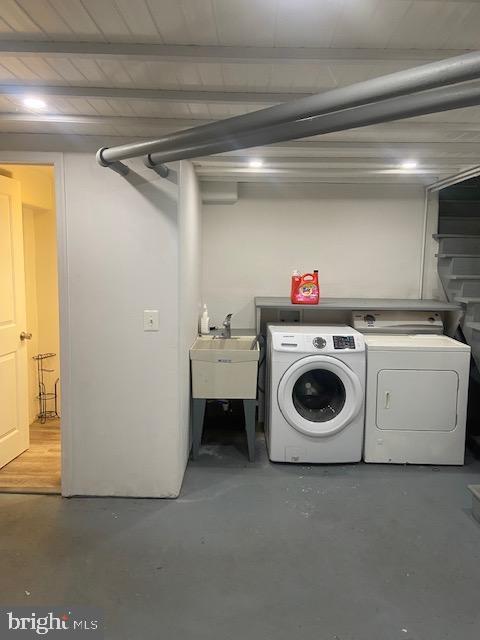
[20,331,32,341]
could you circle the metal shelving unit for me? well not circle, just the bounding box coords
[33,353,60,424]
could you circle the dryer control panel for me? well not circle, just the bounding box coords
[352,310,444,334]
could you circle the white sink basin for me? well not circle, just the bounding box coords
[191,335,257,356]
[190,335,259,399]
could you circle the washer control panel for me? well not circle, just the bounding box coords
[270,327,365,353]
[312,336,327,349]
[333,335,356,350]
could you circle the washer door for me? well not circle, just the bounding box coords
[278,355,363,437]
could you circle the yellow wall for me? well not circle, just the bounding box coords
[0,165,60,423]
[0,164,54,210]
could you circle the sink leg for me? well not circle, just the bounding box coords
[243,399,256,462]
[192,398,206,460]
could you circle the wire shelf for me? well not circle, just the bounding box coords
[34,352,60,424]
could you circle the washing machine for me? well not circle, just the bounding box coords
[266,325,366,463]
[364,334,470,465]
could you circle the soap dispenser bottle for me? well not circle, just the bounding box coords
[200,304,210,335]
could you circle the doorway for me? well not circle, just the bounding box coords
[0,164,61,493]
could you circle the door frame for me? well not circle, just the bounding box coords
[0,152,71,496]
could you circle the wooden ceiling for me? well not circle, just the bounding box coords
[1,0,480,182]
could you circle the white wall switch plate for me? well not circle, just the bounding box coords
[143,310,159,331]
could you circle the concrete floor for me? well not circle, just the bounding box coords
[1,432,479,640]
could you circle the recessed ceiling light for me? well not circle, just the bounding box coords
[23,97,47,110]
[249,159,263,168]
[400,160,418,170]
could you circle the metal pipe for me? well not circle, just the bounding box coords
[95,148,130,176]
[146,82,480,165]
[143,154,169,177]
[98,51,480,164]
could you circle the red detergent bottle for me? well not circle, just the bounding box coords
[290,270,320,305]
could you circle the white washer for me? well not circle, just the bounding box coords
[364,334,470,465]
[266,325,366,463]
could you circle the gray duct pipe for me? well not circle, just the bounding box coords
[98,51,480,166]
[145,81,480,165]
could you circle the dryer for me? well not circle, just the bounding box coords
[266,325,366,463]
[364,334,470,465]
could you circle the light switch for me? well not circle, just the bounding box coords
[143,310,159,331]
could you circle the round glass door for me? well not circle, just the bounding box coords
[292,369,346,423]
[277,355,362,437]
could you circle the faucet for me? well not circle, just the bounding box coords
[221,313,233,339]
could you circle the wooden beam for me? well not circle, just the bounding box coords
[0,84,308,105]
[1,112,480,133]
[0,41,472,64]
[0,114,479,152]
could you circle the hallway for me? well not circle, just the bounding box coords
[0,419,60,493]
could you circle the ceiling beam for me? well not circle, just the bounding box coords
[0,84,308,105]
[195,167,445,185]
[229,141,480,156]
[0,41,473,64]
[0,113,199,127]
[1,112,480,134]
[0,113,480,151]
[195,154,478,166]
[1,111,479,129]
[196,167,448,176]
[199,174,436,184]
[0,111,480,132]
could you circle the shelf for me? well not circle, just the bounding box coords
[255,297,461,312]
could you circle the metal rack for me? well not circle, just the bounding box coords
[33,353,60,424]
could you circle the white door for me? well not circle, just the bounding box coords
[376,369,458,431]
[0,174,29,468]
[277,355,363,437]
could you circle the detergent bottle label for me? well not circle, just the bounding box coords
[291,271,320,305]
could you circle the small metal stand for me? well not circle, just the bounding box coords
[33,353,60,424]
[191,398,256,462]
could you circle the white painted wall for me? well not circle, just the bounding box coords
[177,161,202,472]
[202,183,430,329]
[0,151,201,498]
[62,154,186,497]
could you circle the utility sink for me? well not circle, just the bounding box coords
[190,335,259,399]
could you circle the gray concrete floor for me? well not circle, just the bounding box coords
[1,432,479,640]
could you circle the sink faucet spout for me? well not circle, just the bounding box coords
[222,313,233,339]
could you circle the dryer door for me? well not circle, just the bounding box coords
[278,355,363,437]
[376,369,458,431]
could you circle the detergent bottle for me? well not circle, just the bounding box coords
[290,270,320,305]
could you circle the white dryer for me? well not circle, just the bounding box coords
[364,334,470,465]
[266,326,366,463]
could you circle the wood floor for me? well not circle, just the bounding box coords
[0,419,60,493]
